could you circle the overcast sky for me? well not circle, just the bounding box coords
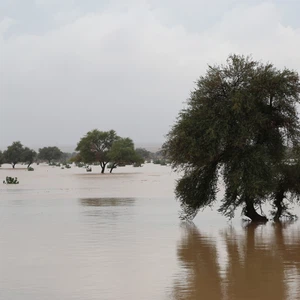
[0,0,300,149]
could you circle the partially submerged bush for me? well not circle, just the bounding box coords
[153,159,167,165]
[86,166,92,172]
[27,167,34,171]
[133,162,142,167]
[3,176,19,184]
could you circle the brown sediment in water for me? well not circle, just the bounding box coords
[1,163,300,299]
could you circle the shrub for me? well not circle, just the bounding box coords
[133,162,142,167]
[3,176,19,184]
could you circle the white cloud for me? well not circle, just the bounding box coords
[0,1,300,148]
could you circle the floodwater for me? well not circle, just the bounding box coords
[1,163,300,299]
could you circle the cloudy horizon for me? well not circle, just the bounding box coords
[1,0,300,149]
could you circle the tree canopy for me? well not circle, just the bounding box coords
[135,148,151,161]
[3,141,25,168]
[1,142,37,168]
[108,138,143,172]
[22,147,37,168]
[76,129,120,173]
[163,54,300,222]
[38,146,63,163]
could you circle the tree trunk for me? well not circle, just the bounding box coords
[274,190,285,222]
[244,197,268,222]
[12,163,16,168]
[110,163,116,173]
[27,163,32,168]
[100,162,106,174]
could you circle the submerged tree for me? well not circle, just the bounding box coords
[38,146,63,163]
[164,55,300,222]
[3,141,24,168]
[22,147,37,168]
[76,129,119,173]
[108,138,143,173]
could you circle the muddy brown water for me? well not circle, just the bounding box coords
[1,163,300,299]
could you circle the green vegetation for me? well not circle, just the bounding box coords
[22,147,37,168]
[108,138,143,173]
[76,162,85,168]
[27,166,34,171]
[3,176,19,184]
[76,129,119,173]
[38,146,63,164]
[164,55,300,222]
[3,142,25,168]
[135,148,151,161]
[2,142,36,168]
[76,130,143,173]
[60,152,77,164]
[153,159,167,166]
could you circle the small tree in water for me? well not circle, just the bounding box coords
[76,129,120,173]
[163,55,300,222]
[22,147,37,168]
[3,141,24,168]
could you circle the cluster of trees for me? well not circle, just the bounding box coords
[74,129,143,173]
[164,55,300,222]
[0,142,37,168]
[0,133,162,172]
[0,143,64,168]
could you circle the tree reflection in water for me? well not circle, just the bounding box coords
[80,198,135,207]
[172,222,300,300]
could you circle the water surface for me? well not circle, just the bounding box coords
[1,164,300,299]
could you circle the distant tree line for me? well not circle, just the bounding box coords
[0,131,164,172]
[0,142,67,168]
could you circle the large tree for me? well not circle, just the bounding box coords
[3,141,24,168]
[108,138,143,173]
[163,55,300,222]
[76,129,119,173]
[38,146,63,163]
[22,147,37,168]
